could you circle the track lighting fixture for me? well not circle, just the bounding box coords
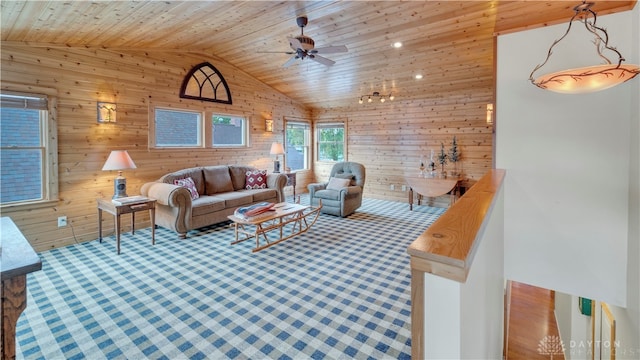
[358,91,395,104]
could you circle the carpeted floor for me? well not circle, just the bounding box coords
[15,197,444,359]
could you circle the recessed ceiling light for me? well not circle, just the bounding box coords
[392,42,402,48]
[415,74,423,80]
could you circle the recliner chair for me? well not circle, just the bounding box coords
[308,161,366,217]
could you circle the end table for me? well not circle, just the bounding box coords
[284,172,296,198]
[97,197,156,254]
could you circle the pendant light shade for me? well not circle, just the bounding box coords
[529,1,639,94]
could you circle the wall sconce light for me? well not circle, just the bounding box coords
[97,102,117,123]
[358,91,395,104]
[265,117,274,132]
[486,103,494,125]
[529,1,639,94]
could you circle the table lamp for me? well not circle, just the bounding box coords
[102,150,137,198]
[270,142,285,173]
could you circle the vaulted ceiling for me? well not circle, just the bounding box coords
[1,1,636,109]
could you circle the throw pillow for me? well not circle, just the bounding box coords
[174,177,200,200]
[334,173,356,185]
[326,177,351,190]
[245,170,267,189]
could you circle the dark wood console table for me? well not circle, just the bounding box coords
[1,217,42,360]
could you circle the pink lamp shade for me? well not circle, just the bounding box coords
[270,142,285,155]
[102,150,137,171]
[102,150,137,199]
[269,142,285,173]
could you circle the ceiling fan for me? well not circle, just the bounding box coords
[275,16,348,67]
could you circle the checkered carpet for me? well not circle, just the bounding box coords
[16,198,444,359]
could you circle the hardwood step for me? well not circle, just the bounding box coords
[505,281,565,360]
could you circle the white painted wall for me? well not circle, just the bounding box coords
[422,186,505,359]
[555,292,597,359]
[621,2,640,355]
[497,10,637,307]
[555,292,573,358]
[460,187,504,359]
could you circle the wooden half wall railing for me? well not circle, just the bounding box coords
[407,169,506,359]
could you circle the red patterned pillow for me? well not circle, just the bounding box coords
[245,170,267,189]
[174,177,199,200]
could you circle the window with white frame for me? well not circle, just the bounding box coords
[154,108,202,147]
[0,90,58,206]
[317,122,345,162]
[285,121,311,171]
[212,114,247,147]
[151,107,248,149]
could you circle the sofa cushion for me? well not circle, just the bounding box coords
[203,166,234,195]
[326,177,351,190]
[191,196,226,217]
[245,170,267,189]
[160,168,204,195]
[334,173,356,186]
[213,192,254,208]
[314,189,341,201]
[242,188,278,202]
[173,177,199,200]
[229,165,256,190]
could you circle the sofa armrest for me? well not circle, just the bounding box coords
[266,173,287,202]
[340,185,362,196]
[307,182,328,200]
[140,181,192,237]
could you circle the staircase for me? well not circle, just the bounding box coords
[505,281,565,359]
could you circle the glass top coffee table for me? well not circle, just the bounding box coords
[228,200,322,252]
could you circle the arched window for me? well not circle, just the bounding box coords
[179,62,232,104]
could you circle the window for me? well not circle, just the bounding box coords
[0,90,58,206]
[154,108,202,147]
[150,106,248,149]
[212,114,247,147]
[285,121,311,171]
[317,122,345,162]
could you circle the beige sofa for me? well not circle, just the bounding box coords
[141,165,287,238]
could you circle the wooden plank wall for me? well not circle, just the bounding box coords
[313,95,494,204]
[1,45,493,252]
[1,45,310,251]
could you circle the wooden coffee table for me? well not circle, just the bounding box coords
[228,201,321,252]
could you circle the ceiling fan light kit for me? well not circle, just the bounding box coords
[529,1,639,94]
[273,16,348,68]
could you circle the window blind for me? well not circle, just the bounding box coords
[0,92,48,110]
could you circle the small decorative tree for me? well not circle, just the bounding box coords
[449,136,460,176]
[437,143,448,176]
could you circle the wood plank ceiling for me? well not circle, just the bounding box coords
[1,1,636,109]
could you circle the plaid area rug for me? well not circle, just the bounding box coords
[16,198,444,359]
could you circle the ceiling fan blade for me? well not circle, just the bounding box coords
[309,54,335,67]
[283,56,299,68]
[311,45,348,54]
[288,37,302,51]
[257,51,296,54]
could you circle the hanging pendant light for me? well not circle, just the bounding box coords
[529,1,639,94]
